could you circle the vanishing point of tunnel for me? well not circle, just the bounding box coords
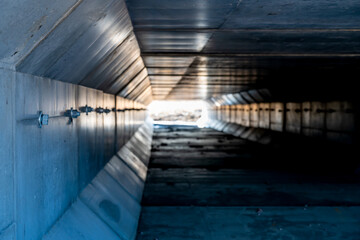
[0,0,360,240]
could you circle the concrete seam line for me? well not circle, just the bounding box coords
[15,0,85,68]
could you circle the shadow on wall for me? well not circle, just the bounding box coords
[43,120,153,240]
[207,100,359,175]
[209,101,356,145]
[0,69,148,240]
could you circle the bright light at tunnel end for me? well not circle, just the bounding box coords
[148,100,209,128]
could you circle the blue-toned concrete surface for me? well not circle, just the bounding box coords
[44,120,153,240]
[0,0,80,67]
[0,68,149,240]
[1,0,152,237]
[42,200,121,240]
[0,0,153,105]
[138,206,360,240]
[0,69,15,238]
[1,0,360,239]
[14,71,79,240]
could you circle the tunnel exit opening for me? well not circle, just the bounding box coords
[148,100,209,127]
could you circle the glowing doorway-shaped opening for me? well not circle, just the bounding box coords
[148,100,208,127]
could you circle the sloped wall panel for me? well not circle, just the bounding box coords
[0,69,149,240]
[43,120,153,240]
[1,0,153,105]
[16,0,133,83]
[208,93,355,144]
[0,0,80,67]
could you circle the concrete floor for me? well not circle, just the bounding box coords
[136,125,360,240]
[138,207,360,240]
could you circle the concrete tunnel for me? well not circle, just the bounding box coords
[0,0,360,239]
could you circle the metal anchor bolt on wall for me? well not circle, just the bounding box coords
[95,107,104,114]
[38,111,49,128]
[64,108,81,124]
[79,105,94,115]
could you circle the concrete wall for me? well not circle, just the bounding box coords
[0,68,148,240]
[42,120,153,240]
[1,1,152,238]
[0,69,15,239]
[208,100,356,144]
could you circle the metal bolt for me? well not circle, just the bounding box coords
[70,108,80,118]
[80,105,94,115]
[65,108,81,124]
[38,111,49,128]
[96,107,104,114]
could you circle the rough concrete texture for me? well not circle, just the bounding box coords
[209,99,355,144]
[14,72,79,240]
[0,0,79,66]
[0,69,15,237]
[0,68,148,240]
[0,0,152,104]
[137,125,360,240]
[126,0,360,100]
[138,206,360,240]
[44,120,153,240]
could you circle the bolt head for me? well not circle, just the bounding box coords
[42,114,49,125]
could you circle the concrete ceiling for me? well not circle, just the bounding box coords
[0,0,153,105]
[1,0,359,104]
[126,0,360,101]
